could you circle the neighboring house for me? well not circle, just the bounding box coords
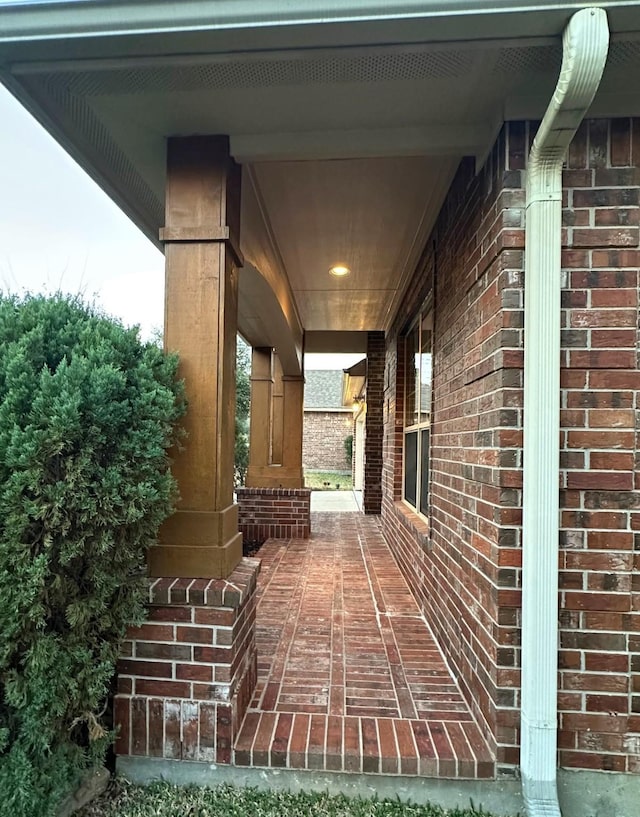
[302,370,353,472]
[2,3,640,815]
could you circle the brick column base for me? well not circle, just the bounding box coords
[115,558,259,764]
[236,487,311,543]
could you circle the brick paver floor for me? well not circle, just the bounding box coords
[234,512,495,777]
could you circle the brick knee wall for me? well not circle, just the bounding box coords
[115,559,259,764]
[236,487,311,541]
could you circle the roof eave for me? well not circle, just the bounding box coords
[2,1,635,47]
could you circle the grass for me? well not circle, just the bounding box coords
[79,780,513,817]
[305,470,353,490]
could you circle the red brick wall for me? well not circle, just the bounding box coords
[364,331,385,514]
[381,119,640,776]
[236,487,311,542]
[115,560,259,764]
[383,140,524,767]
[303,410,353,471]
[557,118,640,774]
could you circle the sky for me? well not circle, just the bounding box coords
[0,84,359,369]
[0,84,165,339]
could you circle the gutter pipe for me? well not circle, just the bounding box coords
[521,7,608,817]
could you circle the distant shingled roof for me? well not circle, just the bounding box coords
[304,369,345,409]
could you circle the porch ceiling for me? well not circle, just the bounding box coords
[2,3,640,340]
[247,156,458,332]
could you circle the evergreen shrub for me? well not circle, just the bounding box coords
[344,434,354,466]
[0,293,185,816]
[234,339,250,487]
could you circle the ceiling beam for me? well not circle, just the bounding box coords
[238,263,304,376]
[305,331,369,354]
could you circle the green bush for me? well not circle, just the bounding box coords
[344,434,353,466]
[234,338,250,487]
[0,293,185,816]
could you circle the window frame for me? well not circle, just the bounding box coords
[402,303,433,519]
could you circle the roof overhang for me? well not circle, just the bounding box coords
[2,2,640,56]
[2,1,640,348]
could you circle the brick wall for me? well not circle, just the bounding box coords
[382,141,524,766]
[115,559,259,764]
[557,118,640,774]
[236,486,311,542]
[303,410,353,471]
[364,331,385,514]
[381,118,640,776]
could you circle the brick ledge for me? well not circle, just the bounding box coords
[148,557,260,608]
[391,500,430,549]
[236,487,312,498]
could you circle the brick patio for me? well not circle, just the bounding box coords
[234,512,495,777]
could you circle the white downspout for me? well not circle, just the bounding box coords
[521,7,608,817]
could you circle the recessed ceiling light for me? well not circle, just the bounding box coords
[329,264,351,277]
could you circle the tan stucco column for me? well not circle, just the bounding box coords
[271,355,284,465]
[149,135,243,579]
[245,366,304,489]
[279,374,305,488]
[245,347,274,486]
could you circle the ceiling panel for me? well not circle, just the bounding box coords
[251,156,458,331]
[293,289,397,332]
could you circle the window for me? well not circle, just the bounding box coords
[403,309,433,516]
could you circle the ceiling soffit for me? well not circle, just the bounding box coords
[7,39,568,244]
[249,156,459,332]
[5,34,640,336]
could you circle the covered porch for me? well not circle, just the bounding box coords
[3,4,640,813]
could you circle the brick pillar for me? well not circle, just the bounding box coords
[115,558,259,765]
[151,135,243,580]
[238,359,309,540]
[364,331,385,514]
[122,137,260,775]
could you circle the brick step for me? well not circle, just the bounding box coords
[234,711,495,778]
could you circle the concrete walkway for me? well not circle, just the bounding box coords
[310,490,362,512]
